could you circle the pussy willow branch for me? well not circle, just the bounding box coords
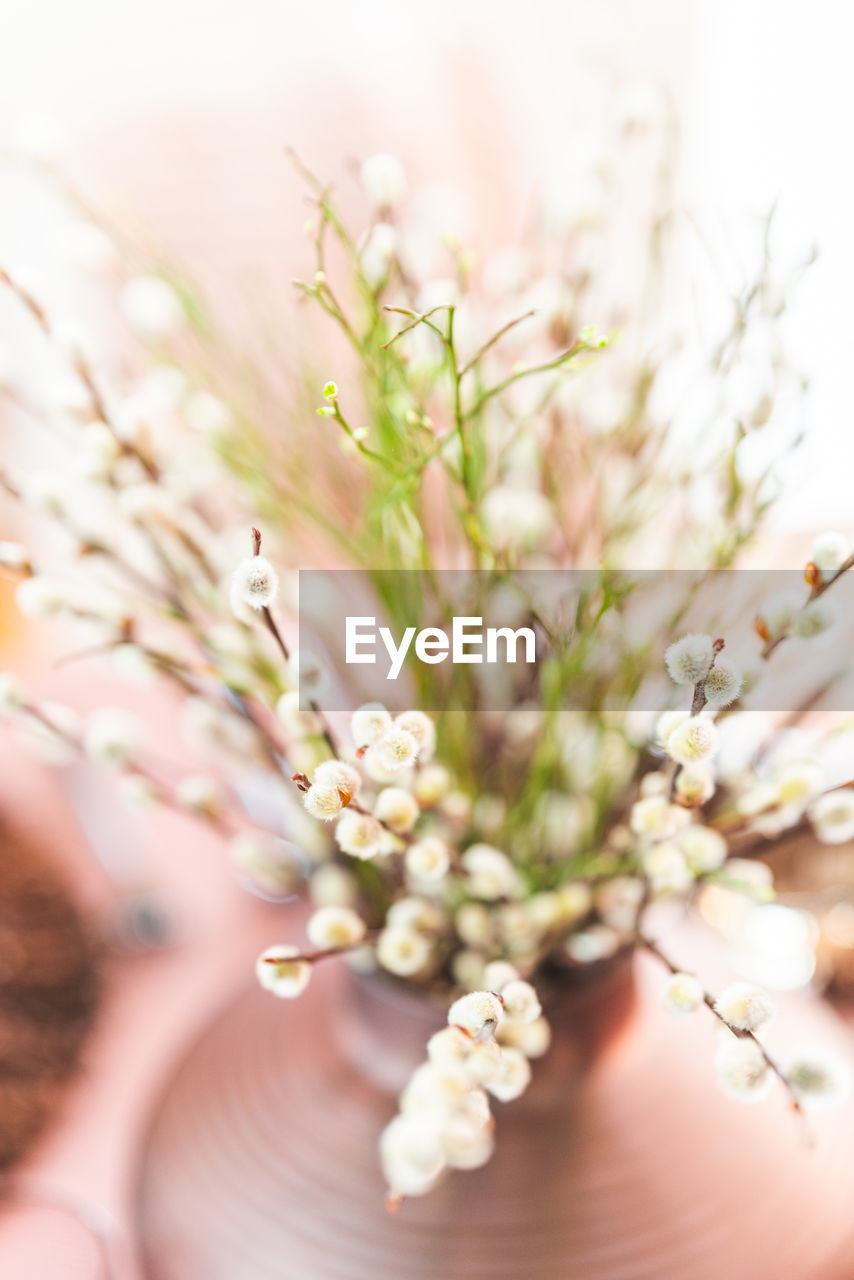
[263,931,380,968]
[760,554,854,660]
[665,639,725,799]
[0,265,161,483]
[16,701,250,840]
[638,930,806,1121]
[718,772,854,859]
[250,530,340,760]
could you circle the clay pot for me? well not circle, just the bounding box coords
[0,816,100,1174]
[136,953,854,1280]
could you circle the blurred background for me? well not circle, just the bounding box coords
[1,1,854,1276]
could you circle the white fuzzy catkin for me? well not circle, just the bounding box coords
[441,1110,495,1170]
[0,541,29,571]
[451,950,486,995]
[786,1047,851,1110]
[181,696,262,762]
[175,773,223,818]
[526,892,562,932]
[229,832,297,897]
[375,786,420,833]
[255,945,312,999]
[499,1017,552,1058]
[461,844,519,900]
[309,863,358,909]
[428,1026,473,1065]
[306,906,366,949]
[16,576,73,617]
[714,982,775,1032]
[455,902,494,948]
[715,1039,770,1100]
[360,222,398,287]
[393,710,436,761]
[662,972,704,1016]
[811,530,851,577]
[361,154,408,209]
[351,702,392,747]
[83,707,142,767]
[387,896,444,933]
[482,961,520,992]
[556,882,593,923]
[654,709,689,748]
[702,657,743,708]
[413,764,452,807]
[335,810,384,859]
[276,689,321,737]
[642,842,693,896]
[380,1114,445,1199]
[231,556,279,611]
[377,927,432,976]
[370,727,419,772]
[447,991,504,1037]
[303,784,346,821]
[677,825,728,873]
[117,773,160,806]
[674,764,715,806]
[76,421,121,480]
[441,790,473,826]
[775,759,823,807]
[666,715,719,766]
[481,485,553,551]
[565,925,620,964]
[312,759,362,802]
[500,980,542,1024]
[401,1062,472,1113]
[664,633,714,685]
[594,876,645,933]
[0,672,24,713]
[112,643,157,687]
[808,790,854,844]
[405,837,451,881]
[462,1038,503,1086]
[485,1047,532,1102]
[185,390,233,435]
[630,795,680,840]
[122,275,186,339]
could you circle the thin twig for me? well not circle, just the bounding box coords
[458,309,536,377]
[263,931,379,967]
[381,304,454,350]
[760,552,854,659]
[638,931,806,1122]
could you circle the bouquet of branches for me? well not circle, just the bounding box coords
[0,131,851,1209]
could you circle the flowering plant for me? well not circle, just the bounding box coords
[0,137,852,1207]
